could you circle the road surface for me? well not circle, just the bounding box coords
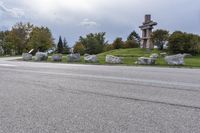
[0,58,200,133]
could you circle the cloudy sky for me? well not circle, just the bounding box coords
[0,0,200,45]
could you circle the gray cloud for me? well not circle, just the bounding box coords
[0,1,24,18]
[0,0,199,45]
[80,19,98,27]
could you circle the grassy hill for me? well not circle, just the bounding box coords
[97,48,200,67]
[97,48,161,65]
[45,48,200,68]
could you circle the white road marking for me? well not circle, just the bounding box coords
[0,64,16,67]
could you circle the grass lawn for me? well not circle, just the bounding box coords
[20,48,200,68]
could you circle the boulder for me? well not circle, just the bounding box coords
[67,53,81,62]
[183,53,192,58]
[84,55,98,63]
[35,52,48,61]
[22,53,32,61]
[164,54,185,65]
[0,46,4,55]
[150,53,159,59]
[84,53,90,57]
[52,54,62,62]
[136,57,156,65]
[106,55,123,64]
[160,52,167,57]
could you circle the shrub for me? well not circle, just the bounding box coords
[168,31,200,55]
[73,42,85,55]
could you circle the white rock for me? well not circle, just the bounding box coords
[0,46,4,55]
[160,52,167,57]
[136,57,156,65]
[52,54,62,61]
[106,55,123,64]
[84,55,98,63]
[67,53,81,62]
[35,52,48,61]
[22,53,32,61]
[183,53,192,58]
[164,54,185,65]
[150,53,159,59]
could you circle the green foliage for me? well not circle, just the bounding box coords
[127,30,140,44]
[79,32,108,54]
[0,22,54,55]
[168,31,200,55]
[124,39,139,48]
[151,29,169,50]
[104,44,113,52]
[112,37,124,49]
[73,42,85,55]
[63,38,70,54]
[27,26,53,52]
[0,31,10,55]
[4,22,33,55]
[57,36,63,54]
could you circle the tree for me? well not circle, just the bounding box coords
[63,38,70,54]
[27,26,53,52]
[73,42,85,55]
[168,31,200,55]
[124,39,139,48]
[79,32,108,54]
[151,29,169,50]
[127,31,140,44]
[57,36,63,54]
[104,44,113,52]
[0,31,9,55]
[4,22,33,55]
[112,37,124,49]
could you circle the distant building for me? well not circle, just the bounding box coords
[139,15,157,49]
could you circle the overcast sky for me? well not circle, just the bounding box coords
[0,0,200,45]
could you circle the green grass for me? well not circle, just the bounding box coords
[95,48,200,68]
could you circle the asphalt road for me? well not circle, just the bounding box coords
[0,58,200,133]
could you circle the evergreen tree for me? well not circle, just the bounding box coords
[57,36,63,53]
[127,31,140,44]
[63,38,70,54]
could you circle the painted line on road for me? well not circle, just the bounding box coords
[0,64,17,67]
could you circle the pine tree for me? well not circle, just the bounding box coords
[57,36,63,53]
[63,38,70,54]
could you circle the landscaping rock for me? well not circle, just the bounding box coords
[183,53,192,58]
[0,46,4,55]
[67,53,81,62]
[150,53,159,59]
[35,52,48,61]
[106,55,123,64]
[52,54,62,62]
[160,52,167,57]
[84,55,98,63]
[164,54,185,65]
[136,57,156,65]
[22,53,32,61]
[84,53,90,57]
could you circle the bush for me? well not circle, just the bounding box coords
[79,32,107,54]
[168,31,200,55]
[112,37,124,49]
[73,42,85,55]
[104,44,113,52]
[124,40,139,48]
